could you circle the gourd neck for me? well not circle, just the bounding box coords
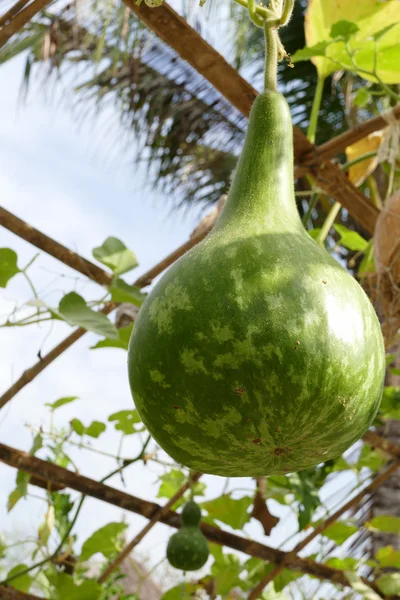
[215,92,302,235]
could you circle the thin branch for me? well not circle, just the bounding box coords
[0,441,393,593]
[98,471,202,583]
[296,103,400,176]
[0,0,52,48]
[0,206,113,287]
[0,220,213,410]
[363,430,400,458]
[0,587,43,600]
[248,459,400,600]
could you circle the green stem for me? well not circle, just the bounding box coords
[280,0,294,25]
[302,193,319,227]
[316,201,342,247]
[264,24,279,92]
[248,0,264,27]
[307,75,325,144]
[340,151,377,172]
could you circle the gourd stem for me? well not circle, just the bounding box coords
[316,201,341,246]
[264,24,279,92]
[307,74,325,143]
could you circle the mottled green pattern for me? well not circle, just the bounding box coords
[128,92,385,477]
[167,527,209,571]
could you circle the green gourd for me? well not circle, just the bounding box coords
[167,501,209,571]
[128,21,385,478]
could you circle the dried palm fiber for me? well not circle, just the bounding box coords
[362,109,400,347]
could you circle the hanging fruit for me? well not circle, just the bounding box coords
[166,501,209,571]
[128,0,385,477]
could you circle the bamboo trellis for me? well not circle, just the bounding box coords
[1,0,400,598]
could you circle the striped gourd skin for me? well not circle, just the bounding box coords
[128,93,385,477]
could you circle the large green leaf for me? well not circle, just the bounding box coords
[110,279,145,306]
[365,515,400,534]
[80,522,128,561]
[91,324,133,351]
[50,573,102,600]
[334,225,368,252]
[299,0,400,82]
[0,248,20,287]
[376,573,400,596]
[6,564,32,592]
[322,521,358,544]
[376,546,400,569]
[202,495,252,530]
[92,237,138,276]
[59,292,117,339]
[108,409,142,435]
[45,396,79,411]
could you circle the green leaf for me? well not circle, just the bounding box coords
[6,564,32,592]
[307,228,322,240]
[330,20,359,40]
[0,248,20,287]
[273,569,302,592]
[0,534,6,560]
[354,87,371,108]
[30,433,43,455]
[358,240,375,275]
[390,368,400,376]
[291,41,330,62]
[355,443,386,472]
[157,469,186,499]
[85,421,106,438]
[110,279,145,306]
[92,237,138,276]
[38,506,55,545]
[376,546,400,568]
[59,292,117,339]
[345,571,382,600]
[365,515,400,534]
[70,418,106,438]
[7,471,30,512]
[52,493,74,540]
[288,471,320,530]
[108,410,142,435]
[161,583,200,600]
[45,396,79,411]
[202,495,252,529]
[376,573,400,596]
[211,549,243,596]
[334,225,368,251]
[322,521,358,544]
[80,522,128,561]
[325,557,358,571]
[70,418,85,436]
[304,0,400,82]
[49,572,102,600]
[91,324,133,351]
[379,387,400,420]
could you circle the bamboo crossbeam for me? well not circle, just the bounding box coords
[0,442,391,594]
[0,206,113,287]
[123,0,379,235]
[248,458,400,599]
[0,0,52,47]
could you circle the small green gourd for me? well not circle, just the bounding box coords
[127,8,385,477]
[166,501,209,571]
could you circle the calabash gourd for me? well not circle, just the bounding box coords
[128,91,385,477]
[167,501,209,571]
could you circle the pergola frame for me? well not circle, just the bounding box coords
[1,0,400,598]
